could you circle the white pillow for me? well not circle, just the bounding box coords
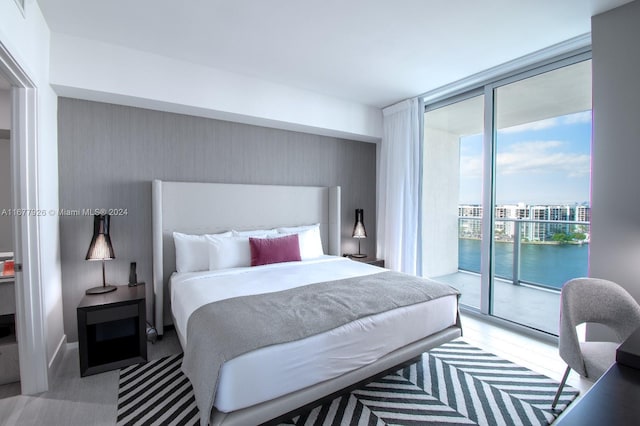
[277,224,324,260]
[232,228,278,237]
[277,224,319,234]
[207,235,257,270]
[173,231,231,273]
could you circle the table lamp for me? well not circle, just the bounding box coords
[352,208,367,258]
[85,214,116,295]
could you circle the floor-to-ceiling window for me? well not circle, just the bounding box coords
[423,93,484,309]
[422,52,592,336]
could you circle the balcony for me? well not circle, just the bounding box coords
[431,217,590,336]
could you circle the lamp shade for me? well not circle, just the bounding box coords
[85,214,115,261]
[352,209,367,239]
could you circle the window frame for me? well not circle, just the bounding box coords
[422,45,593,337]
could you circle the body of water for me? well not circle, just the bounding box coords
[458,238,589,289]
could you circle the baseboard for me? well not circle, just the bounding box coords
[47,334,67,383]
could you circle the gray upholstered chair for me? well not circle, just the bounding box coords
[552,277,640,409]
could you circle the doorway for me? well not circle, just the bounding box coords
[0,77,19,394]
[0,41,49,394]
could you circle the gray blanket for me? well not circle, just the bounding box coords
[181,271,460,425]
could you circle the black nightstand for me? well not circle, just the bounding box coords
[77,284,147,376]
[350,257,385,268]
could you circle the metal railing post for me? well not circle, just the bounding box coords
[512,220,521,285]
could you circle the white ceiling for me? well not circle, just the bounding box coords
[37,0,632,108]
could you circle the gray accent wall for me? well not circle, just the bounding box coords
[590,1,640,340]
[58,98,377,341]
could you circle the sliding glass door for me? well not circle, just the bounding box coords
[423,93,484,309]
[422,53,592,335]
[491,60,592,334]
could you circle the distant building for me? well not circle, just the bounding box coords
[459,203,590,242]
[576,205,590,222]
[458,205,482,238]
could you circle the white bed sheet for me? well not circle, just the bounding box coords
[170,256,458,412]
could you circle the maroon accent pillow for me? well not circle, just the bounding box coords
[249,234,301,266]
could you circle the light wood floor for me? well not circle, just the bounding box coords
[0,314,592,425]
[461,313,592,394]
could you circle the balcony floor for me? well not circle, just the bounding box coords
[432,270,560,335]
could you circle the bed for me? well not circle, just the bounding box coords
[152,180,462,425]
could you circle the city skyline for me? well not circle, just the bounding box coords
[459,110,592,205]
[458,201,591,207]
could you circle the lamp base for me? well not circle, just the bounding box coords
[351,253,367,258]
[85,284,117,295]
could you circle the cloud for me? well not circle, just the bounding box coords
[496,140,590,177]
[459,140,591,179]
[460,155,483,177]
[562,110,592,125]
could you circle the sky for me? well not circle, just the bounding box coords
[459,110,592,205]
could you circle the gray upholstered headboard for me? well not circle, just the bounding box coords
[151,180,341,335]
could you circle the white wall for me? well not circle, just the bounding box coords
[589,0,640,340]
[0,0,64,369]
[49,33,383,143]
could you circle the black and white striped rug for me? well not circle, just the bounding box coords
[116,352,198,426]
[116,340,579,426]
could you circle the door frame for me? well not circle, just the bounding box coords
[0,41,48,393]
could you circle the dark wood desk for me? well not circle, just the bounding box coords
[556,330,640,425]
[556,364,640,425]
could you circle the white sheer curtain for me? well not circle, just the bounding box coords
[377,98,421,274]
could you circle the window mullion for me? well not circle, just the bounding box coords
[480,85,495,315]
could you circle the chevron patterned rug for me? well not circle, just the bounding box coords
[116,339,579,426]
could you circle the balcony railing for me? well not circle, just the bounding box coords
[458,216,590,291]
